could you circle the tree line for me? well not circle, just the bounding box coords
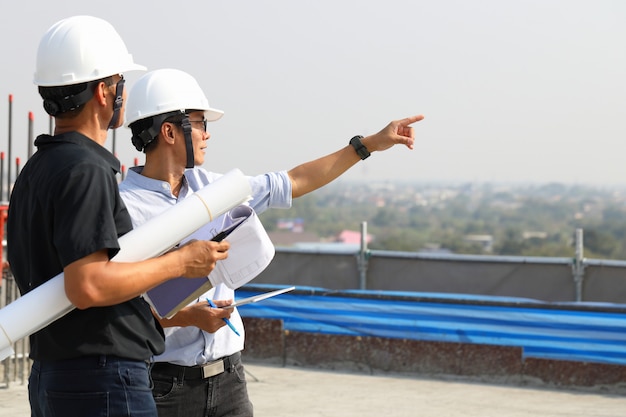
[258,181,626,260]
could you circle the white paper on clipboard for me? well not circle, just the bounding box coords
[219,286,296,309]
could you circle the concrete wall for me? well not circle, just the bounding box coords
[242,317,626,393]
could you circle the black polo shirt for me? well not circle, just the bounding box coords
[7,132,164,361]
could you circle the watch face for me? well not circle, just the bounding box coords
[350,136,370,160]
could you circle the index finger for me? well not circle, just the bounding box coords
[398,114,425,127]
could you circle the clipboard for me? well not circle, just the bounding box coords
[219,286,295,309]
[145,204,275,319]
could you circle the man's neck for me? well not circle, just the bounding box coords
[53,100,111,146]
[142,157,186,198]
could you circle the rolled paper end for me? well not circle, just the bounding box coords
[0,325,15,361]
[0,346,14,361]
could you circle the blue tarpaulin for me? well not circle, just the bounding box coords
[237,284,626,366]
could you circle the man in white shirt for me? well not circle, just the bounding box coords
[119,68,424,417]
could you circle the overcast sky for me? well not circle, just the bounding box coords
[0,0,625,186]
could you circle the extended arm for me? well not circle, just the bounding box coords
[288,115,424,198]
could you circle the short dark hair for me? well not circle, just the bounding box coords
[129,111,193,153]
[130,116,159,153]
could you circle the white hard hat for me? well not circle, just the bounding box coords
[125,68,224,127]
[34,16,146,86]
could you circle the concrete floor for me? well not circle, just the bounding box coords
[1,362,625,417]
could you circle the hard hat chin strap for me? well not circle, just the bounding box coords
[107,78,125,130]
[181,117,195,169]
[129,111,195,167]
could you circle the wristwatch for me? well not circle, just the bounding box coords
[349,135,370,160]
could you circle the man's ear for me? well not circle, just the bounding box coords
[160,122,176,144]
[94,81,109,107]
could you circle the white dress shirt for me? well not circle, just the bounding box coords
[119,166,292,365]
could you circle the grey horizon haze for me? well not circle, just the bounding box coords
[0,0,625,186]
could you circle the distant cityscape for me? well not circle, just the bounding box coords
[260,180,626,261]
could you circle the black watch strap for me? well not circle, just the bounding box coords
[349,135,370,160]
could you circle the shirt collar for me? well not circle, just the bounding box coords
[34,132,121,173]
[127,166,190,198]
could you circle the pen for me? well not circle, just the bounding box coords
[206,298,240,336]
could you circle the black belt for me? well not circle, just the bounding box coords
[151,352,240,380]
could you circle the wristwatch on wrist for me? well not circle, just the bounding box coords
[349,135,371,160]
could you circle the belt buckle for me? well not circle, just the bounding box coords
[201,359,225,378]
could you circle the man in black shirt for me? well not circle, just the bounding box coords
[7,16,231,417]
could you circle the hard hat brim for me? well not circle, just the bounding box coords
[205,108,224,122]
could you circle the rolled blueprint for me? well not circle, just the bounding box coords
[0,168,252,360]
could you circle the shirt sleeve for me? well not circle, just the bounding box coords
[247,171,293,215]
[52,163,123,267]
